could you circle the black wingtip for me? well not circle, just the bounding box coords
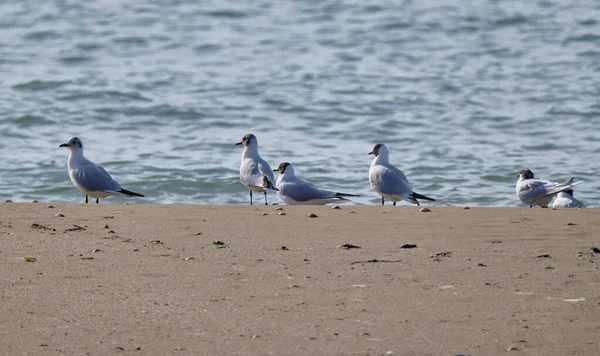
[335,193,360,198]
[410,192,435,202]
[120,188,144,197]
[262,176,278,191]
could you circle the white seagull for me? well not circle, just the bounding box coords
[368,143,435,206]
[273,162,359,205]
[59,137,144,204]
[516,168,581,208]
[236,133,278,205]
[551,189,585,208]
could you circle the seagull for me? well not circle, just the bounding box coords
[59,137,144,204]
[236,133,278,205]
[273,162,359,205]
[368,143,435,206]
[551,189,585,208]
[516,168,581,207]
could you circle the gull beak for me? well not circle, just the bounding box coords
[368,151,374,155]
[235,141,243,146]
[273,168,278,172]
[59,143,69,148]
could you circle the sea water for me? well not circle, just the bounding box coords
[0,0,599,206]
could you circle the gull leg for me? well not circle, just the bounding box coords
[381,197,385,206]
[85,195,88,204]
[264,191,268,205]
[250,190,253,205]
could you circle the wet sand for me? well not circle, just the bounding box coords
[1,203,599,355]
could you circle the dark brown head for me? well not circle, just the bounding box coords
[519,168,534,180]
[236,133,256,147]
[368,143,384,156]
[59,137,83,150]
[273,162,291,174]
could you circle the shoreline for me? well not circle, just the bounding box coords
[1,204,599,355]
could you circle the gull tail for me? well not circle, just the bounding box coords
[119,188,145,197]
[263,176,279,191]
[334,192,360,198]
[547,179,583,197]
[410,192,435,202]
[559,177,582,187]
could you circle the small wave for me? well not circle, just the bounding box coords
[546,108,600,118]
[8,115,55,128]
[564,34,600,44]
[58,90,152,103]
[360,5,384,14]
[577,19,597,26]
[376,20,413,31]
[24,30,62,41]
[194,44,222,53]
[521,143,562,151]
[58,56,94,64]
[112,36,149,46]
[481,175,512,183]
[76,42,105,51]
[493,14,530,27]
[12,80,71,91]
[203,10,249,19]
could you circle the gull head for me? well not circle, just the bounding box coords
[368,143,387,157]
[563,188,574,196]
[519,168,534,180]
[236,133,257,148]
[59,137,83,151]
[273,162,292,174]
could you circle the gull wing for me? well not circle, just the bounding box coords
[280,178,337,202]
[371,165,413,197]
[519,179,572,203]
[72,163,121,192]
[256,157,276,186]
[241,158,275,189]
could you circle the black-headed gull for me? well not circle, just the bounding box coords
[368,143,435,206]
[59,137,144,204]
[516,168,581,207]
[236,133,277,205]
[273,162,359,205]
[551,189,585,208]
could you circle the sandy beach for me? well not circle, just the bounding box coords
[1,203,599,355]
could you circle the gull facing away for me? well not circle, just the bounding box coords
[236,133,278,205]
[59,137,144,204]
[273,162,360,205]
[516,168,581,208]
[368,143,435,206]
[551,189,585,208]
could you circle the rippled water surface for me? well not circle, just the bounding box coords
[1,0,599,206]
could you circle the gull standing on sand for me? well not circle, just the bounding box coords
[516,168,581,208]
[273,162,359,205]
[59,137,144,204]
[368,143,435,206]
[236,133,278,205]
[551,189,585,208]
